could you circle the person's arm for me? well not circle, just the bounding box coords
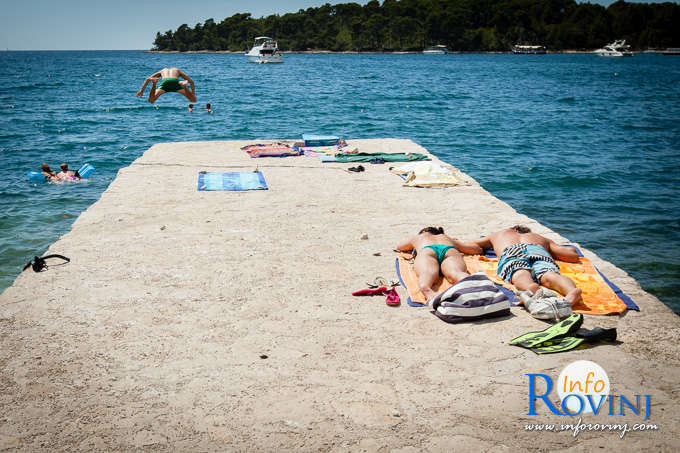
[395,236,415,252]
[452,238,484,255]
[548,241,580,263]
[178,70,195,93]
[136,71,162,96]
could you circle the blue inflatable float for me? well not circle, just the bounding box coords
[27,163,95,183]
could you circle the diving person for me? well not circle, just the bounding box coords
[136,67,197,104]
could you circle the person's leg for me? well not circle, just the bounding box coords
[414,250,441,301]
[179,87,197,102]
[148,78,164,103]
[539,271,582,306]
[440,250,469,284]
[511,269,540,294]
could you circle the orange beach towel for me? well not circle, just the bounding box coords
[464,255,627,315]
[396,253,628,315]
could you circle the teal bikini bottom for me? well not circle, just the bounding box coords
[422,244,457,264]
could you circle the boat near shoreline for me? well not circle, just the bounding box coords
[423,45,449,54]
[594,40,633,57]
[245,36,283,64]
[512,44,546,54]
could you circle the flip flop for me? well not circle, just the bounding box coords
[352,286,387,296]
[366,277,400,289]
[509,313,584,348]
[385,287,400,306]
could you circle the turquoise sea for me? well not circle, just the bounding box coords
[1,51,678,313]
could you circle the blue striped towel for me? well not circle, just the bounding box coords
[197,171,268,191]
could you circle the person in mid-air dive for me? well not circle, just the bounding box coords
[136,67,197,103]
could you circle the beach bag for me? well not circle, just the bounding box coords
[429,272,511,323]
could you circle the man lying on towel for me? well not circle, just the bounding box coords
[459,225,583,307]
[395,226,482,301]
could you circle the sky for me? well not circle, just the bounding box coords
[0,0,675,50]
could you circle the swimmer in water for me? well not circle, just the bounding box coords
[57,163,81,181]
[188,103,194,113]
[40,163,59,182]
[205,103,213,114]
[136,67,197,104]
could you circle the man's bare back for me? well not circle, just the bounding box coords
[484,228,579,263]
[159,68,180,78]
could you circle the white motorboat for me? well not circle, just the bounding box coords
[423,45,449,54]
[512,44,546,54]
[594,40,633,57]
[245,36,283,64]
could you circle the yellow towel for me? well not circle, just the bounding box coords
[390,162,469,187]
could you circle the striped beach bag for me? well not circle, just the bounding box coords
[429,272,511,323]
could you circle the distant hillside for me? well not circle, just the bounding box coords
[152,0,680,52]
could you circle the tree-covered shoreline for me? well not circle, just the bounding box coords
[152,0,680,52]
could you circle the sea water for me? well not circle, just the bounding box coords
[1,51,678,313]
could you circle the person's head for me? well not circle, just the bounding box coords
[512,225,531,234]
[206,103,211,109]
[188,103,194,109]
[419,226,444,235]
[41,163,52,173]
[60,163,68,171]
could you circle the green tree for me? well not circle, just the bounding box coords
[150,0,680,52]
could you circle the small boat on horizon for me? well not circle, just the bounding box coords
[512,44,546,54]
[245,37,283,64]
[423,45,449,55]
[594,40,633,57]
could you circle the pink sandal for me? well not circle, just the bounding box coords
[385,288,400,306]
[352,286,388,296]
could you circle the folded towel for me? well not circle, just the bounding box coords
[390,161,469,187]
[429,272,511,323]
[241,143,301,158]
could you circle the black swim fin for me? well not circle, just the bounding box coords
[574,327,618,342]
[531,327,618,355]
[509,313,584,348]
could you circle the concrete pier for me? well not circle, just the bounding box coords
[1,139,678,451]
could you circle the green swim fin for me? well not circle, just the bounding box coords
[531,327,618,355]
[531,336,586,354]
[509,313,583,348]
